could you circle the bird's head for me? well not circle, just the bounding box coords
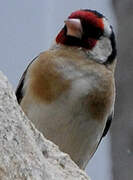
[56,9,116,64]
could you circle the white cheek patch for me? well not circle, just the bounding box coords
[87,37,112,63]
[103,18,112,37]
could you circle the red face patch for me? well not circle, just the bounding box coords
[56,10,104,50]
[69,10,104,31]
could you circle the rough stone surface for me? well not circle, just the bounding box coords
[0,71,90,180]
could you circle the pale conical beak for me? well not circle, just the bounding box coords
[64,18,83,39]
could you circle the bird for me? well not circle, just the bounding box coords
[16,9,117,169]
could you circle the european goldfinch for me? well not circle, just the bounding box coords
[16,9,117,169]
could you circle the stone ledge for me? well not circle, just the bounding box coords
[0,71,90,180]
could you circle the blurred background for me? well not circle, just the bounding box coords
[0,1,132,180]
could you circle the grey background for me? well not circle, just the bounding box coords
[0,1,116,179]
[111,1,133,179]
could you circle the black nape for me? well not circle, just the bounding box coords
[104,27,117,65]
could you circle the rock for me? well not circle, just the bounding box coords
[0,71,90,180]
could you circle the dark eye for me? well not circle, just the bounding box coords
[94,28,103,39]
[85,26,103,39]
[82,20,103,39]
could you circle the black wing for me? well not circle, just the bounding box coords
[16,56,38,104]
[102,112,113,137]
[89,111,114,160]
[16,69,27,104]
